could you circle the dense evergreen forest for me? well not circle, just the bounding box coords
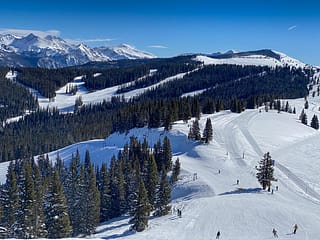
[0,137,177,237]
[0,68,38,122]
[0,62,311,163]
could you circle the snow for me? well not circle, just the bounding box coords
[0,94,318,239]
[194,51,306,69]
[2,64,320,239]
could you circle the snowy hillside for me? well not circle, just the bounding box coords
[195,50,307,68]
[0,33,155,68]
[1,93,320,239]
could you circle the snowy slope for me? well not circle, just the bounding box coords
[1,94,320,239]
[195,50,306,68]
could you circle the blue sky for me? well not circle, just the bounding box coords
[1,0,319,65]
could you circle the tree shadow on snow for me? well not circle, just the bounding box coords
[101,229,135,239]
[219,187,262,196]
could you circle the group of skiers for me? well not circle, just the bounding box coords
[272,224,298,238]
[214,224,298,239]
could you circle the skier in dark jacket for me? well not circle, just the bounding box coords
[272,228,278,238]
[293,224,298,234]
[216,231,221,239]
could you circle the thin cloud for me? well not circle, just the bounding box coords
[148,45,168,49]
[66,38,115,45]
[0,28,60,37]
[288,25,297,31]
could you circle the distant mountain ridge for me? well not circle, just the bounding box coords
[0,33,155,68]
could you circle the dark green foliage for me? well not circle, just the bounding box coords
[0,162,19,237]
[0,68,38,122]
[45,170,72,238]
[256,152,276,191]
[171,158,181,184]
[154,167,171,216]
[311,114,319,130]
[99,163,111,222]
[131,179,150,232]
[301,112,308,125]
[305,100,309,109]
[188,119,201,141]
[202,118,213,143]
[146,155,158,208]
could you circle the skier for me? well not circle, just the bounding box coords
[272,228,278,238]
[236,179,239,185]
[293,224,298,234]
[276,186,278,191]
[218,169,221,174]
[216,230,221,239]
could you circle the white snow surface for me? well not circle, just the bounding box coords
[1,95,320,239]
[195,51,306,68]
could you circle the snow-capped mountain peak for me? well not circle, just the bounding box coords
[0,33,156,68]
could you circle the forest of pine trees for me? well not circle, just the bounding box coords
[0,137,176,237]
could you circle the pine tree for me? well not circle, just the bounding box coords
[256,152,276,191]
[310,114,319,129]
[191,119,201,141]
[1,161,19,237]
[64,152,81,236]
[202,118,213,143]
[163,136,173,171]
[78,150,101,235]
[131,179,150,232]
[305,100,309,109]
[299,109,305,120]
[154,167,171,216]
[171,158,181,184]
[146,155,158,208]
[301,113,308,125]
[99,163,111,222]
[32,161,47,238]
[45,170,72,238]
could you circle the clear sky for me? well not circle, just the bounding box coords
[0,0,319,65]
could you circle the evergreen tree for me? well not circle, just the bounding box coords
[301,113,308,125]
[202,118,213,143]
[154,167,171,216]
[99,163,111,222]
[305,100,309,109]
[131,179,150,232]
[146,155,158,208]
[78,150,101,235]
[191,119,201,141]
[1,161,19,237]
[163,136,173,171]
[45,170,72,238]
[64,152,81,236]
[32,161,47,238]
[310,114,319,130]
[256,152,276,191]
[171,158,181,184]
[299,109,305,120]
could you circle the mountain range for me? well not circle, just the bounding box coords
[0,33,155,68]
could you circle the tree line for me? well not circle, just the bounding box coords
[0,136,179,238]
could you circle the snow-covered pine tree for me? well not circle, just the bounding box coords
[310,114,319,129]
[256,152,276,191]
[202,118,213,143]
[131,179,150,232]
[45,170,72,238]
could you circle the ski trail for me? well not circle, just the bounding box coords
[233,110,320,202]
